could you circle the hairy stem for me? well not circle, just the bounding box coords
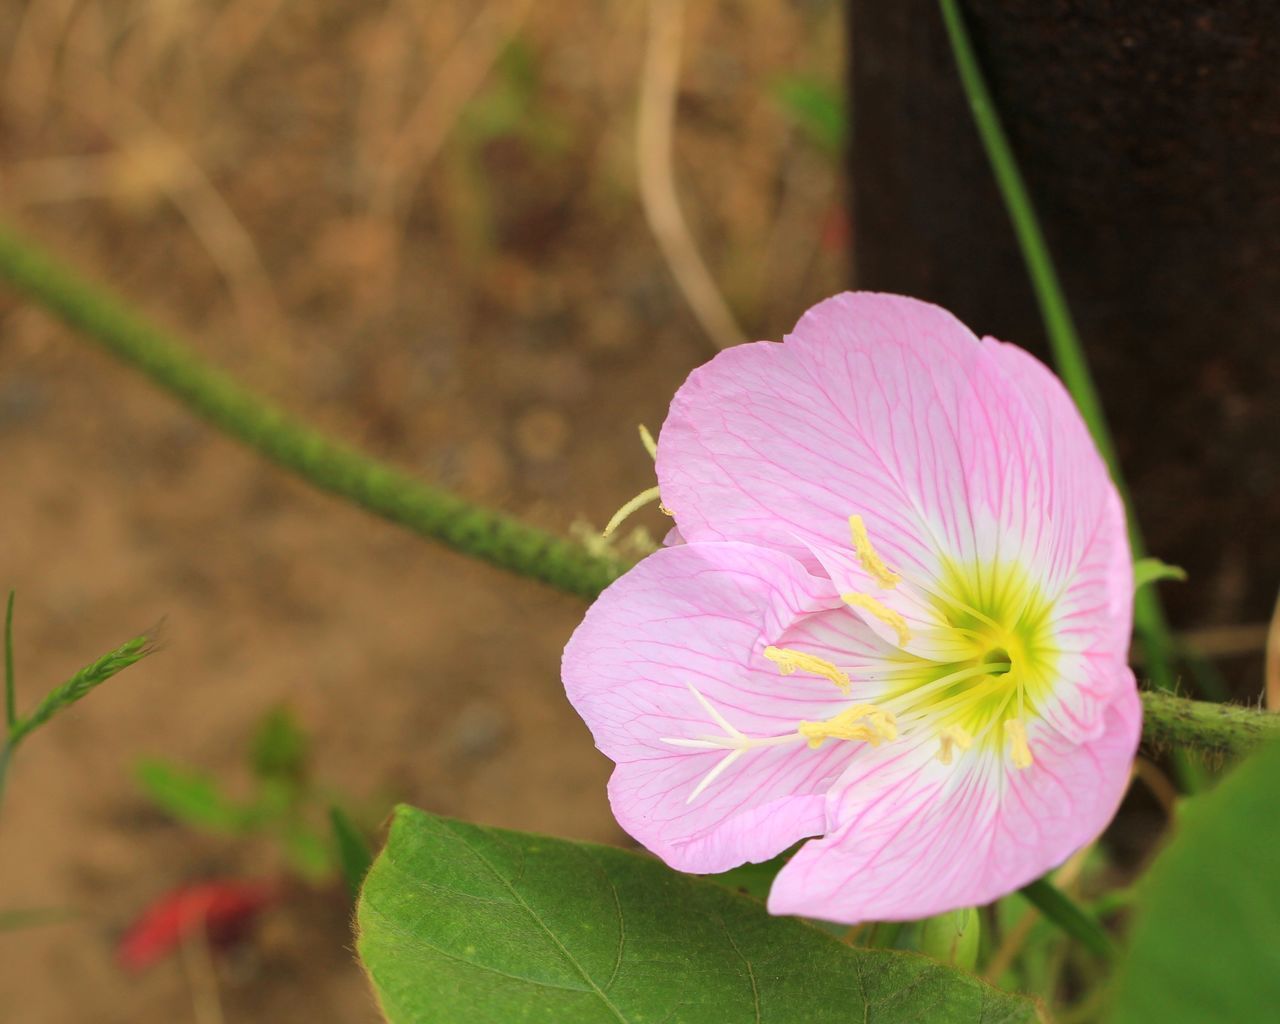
[1140,691,1280,760]
[0,223,625,600]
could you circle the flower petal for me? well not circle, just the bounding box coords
[980,337,1133,651]
[656,293,1097,606]
[767,681,1140,923]
[563,541,878,873]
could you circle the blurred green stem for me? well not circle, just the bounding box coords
[1020,877,1115,961]
[0,223,624,602]
[4,592,15,729]
[935,0,1178,694]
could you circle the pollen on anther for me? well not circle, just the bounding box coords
[763,646,851,693]
[841,592,911,647]
[797,705,897,749]
[1005,719,1034,770]
[937,724,974,765]
[848,515,901,589]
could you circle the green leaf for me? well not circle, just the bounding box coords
[331,805,374,901]
[357,806,1038,1024]
[135,759,252,834]
[1108,740,1280,1023]
[250,705,309,783]
[1132,557,1188,592]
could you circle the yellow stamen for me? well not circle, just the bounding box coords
[849,514,900,588]
[1005,719,1033,769]
[603,485,662,538]
[936,724,974,765]
[763,646,851,694]
[798,705,897,749]
[638,424,658,459]
[841,592,912,647]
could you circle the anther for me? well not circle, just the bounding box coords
[841,592,912,647]
[1004,719,1033,770]
[849,514,901,588]
[797,705,897,749]
[936,724,974,765]
[763,646,851,693]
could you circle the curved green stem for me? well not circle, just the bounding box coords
[935,0,1178,694]
[0,223,624,601]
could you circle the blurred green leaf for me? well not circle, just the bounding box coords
[250,706,309,783]
[136,759,251,834]
[1108,740,1280,1023]
[282,821,334,883]
[357,806,1038,1024]
[771,75,845,153]
[1133,558,1188,592]
[330,806,374,901]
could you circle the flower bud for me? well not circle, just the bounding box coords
[918,907,980,971]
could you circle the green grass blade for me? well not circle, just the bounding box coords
[5,591,15,729]
[1019,876,1115,961]
[935,0,1181,696]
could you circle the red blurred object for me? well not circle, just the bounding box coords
[117,879,278,971]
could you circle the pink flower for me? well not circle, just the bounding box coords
[563,293,1139,923]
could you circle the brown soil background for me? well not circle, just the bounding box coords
[0,2,846,1020]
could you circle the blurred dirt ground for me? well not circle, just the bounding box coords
[0,1,844,1020]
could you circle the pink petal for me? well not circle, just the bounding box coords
[657,293,997,584]
[767,681,1140,923]
[979,338,1132,640]
[563,542,879,873]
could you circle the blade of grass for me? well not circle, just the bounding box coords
[5,591,15,729]
[935,0,1189,701]
[1019,876,1115,961]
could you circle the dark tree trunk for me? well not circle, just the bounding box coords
[849,1,1280,660]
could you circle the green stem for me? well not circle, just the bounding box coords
[4,592,15,729]
[0,222,625,602]
[1140,690,1280,760]
[935,0,1177,693]
[1019,877,1115,961]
